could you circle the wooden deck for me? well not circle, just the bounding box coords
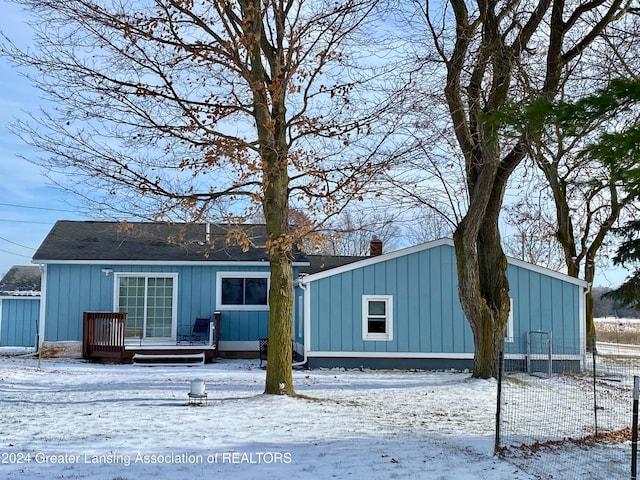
[82,312,220,364]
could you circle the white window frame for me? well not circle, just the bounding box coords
[113,272,179,340]
[215,272,270,311]
[297,294,303,339]
[505,298,514,343]
[362,295,393,341]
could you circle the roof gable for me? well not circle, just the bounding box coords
[33,221,307,264]
[298,238,588,288]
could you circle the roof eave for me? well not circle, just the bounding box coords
[32,259,310,267]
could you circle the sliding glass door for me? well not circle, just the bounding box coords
[117,274,176,340]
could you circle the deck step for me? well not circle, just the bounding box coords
[132,352,205,366]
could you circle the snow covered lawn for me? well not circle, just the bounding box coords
[0,356,534,479]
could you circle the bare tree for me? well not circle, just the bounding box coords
[531,125,626,348]
[3,0,394,394]
[502,178,566,272]
[315,209,401,256]
[533,15,640,346]
[404,208,455,245]
[411,0,631,377]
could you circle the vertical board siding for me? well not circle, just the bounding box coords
[506,264,581,355]
[527,270,541,331]
[540,277,553,329]
[44,263,271,343]
[406,251,421,352]
[351,265,364,351]
[340,271,354,348]
[440,249,456,351]
[395,254,409,352]
[429,248,443,352]
[310,244,474,354]
[329,275,343,351]
[417,250,430,351]
[309,244,581,356]
[46,265,112,342]
[0,298,40,346]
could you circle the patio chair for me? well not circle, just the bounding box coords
[259,338,268,367]
[179,318,211,344]
[258,338,297,368]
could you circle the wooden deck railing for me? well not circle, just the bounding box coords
[82,311,127,360]
[82,311,220,363]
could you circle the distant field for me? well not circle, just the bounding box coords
[595,317,640,344]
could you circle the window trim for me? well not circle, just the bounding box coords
[362,295,393,341]
[215,272,270,311]
[113,272,179,340]
[505,298,514,343]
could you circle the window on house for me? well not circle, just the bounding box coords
[362,295,393,341]
[216,272,270,310]
[505,298,514,343]
[116,274,177,339]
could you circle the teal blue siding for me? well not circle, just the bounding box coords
[506,264,581,354]
[395,255,409,352]
[417,252,430,351]
[43,263,273,344]
[45,264,112,342]
[307,244,581,357]
[1,297,40,347]
[350,272,362,348]
[329,275,342,351]
[309,244,473,354]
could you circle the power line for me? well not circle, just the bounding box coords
[0,219,53,225]
[0,202,76,213]
[0,247,32,258]
[0,235,35,250]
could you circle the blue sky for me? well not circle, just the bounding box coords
[0,0,631,287]
[0,0,85,278]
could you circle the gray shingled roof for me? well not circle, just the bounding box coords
[0,265,41,295]
[299,254,368,275]
[33,221,307,263]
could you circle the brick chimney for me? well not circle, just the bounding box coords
[369,236,383,256]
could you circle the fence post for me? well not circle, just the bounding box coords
[632,376,639,480]
[592,337,598,438]
[548,331,553,377]
[495,351,504,455]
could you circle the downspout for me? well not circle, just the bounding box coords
[292,278,310,367]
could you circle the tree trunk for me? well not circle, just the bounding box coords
[264,248,294,395]
[262,151,294,395]
[242,0,295,395]
[260,133,295,395]
[454,168,511,379]
[438,0,626,378]
[259,111,295,395]
[454,227,507,378]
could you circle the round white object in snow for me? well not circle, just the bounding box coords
[190,379,205,395]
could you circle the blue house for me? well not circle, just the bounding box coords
[32,222,587,369]
[294,239,587,371]
[32,221,308,362]
[0,265,41,349]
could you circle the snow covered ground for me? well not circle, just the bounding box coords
[1,317,638,480]
[0,355,533,480]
